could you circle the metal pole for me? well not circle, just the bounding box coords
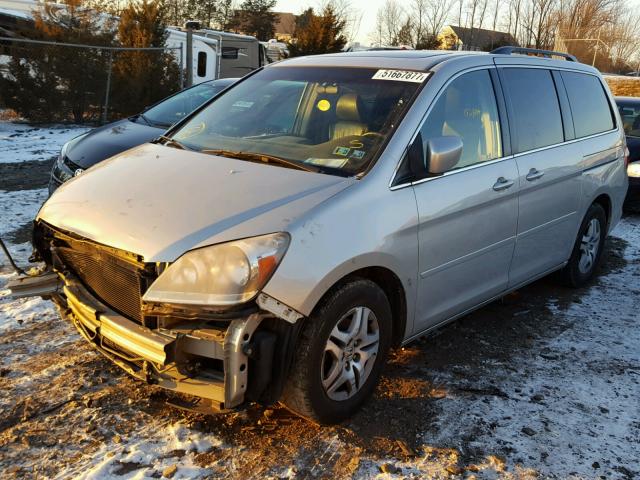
[592,27,600,67]
[102,50,113,125]
[186,29,193,87]
[179,42,184,89]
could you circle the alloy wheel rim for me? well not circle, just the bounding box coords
[578,218,601,274]
[321,306,380,401]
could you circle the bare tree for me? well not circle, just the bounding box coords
[491,0,500,30]
[423,0,454,37]
[371,0,405,46]
[319,0,362,44]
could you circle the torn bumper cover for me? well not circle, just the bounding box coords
[8,270,300,411]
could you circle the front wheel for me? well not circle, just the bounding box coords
[560,203,607,287]
[281,279,392,424]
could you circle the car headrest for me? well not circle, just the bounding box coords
[336,94,363,123]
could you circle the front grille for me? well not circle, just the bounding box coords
[58,247,143,322]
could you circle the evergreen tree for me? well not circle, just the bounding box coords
[110,0,180,118]
[394,18,413,46]
[0,0,116,123]
[239,0,277,41]
[287,6,347,57]
[213,0,238,30]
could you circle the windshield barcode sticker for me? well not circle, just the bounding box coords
[372,70,430,83]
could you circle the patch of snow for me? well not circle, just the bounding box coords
[56,422,221,480]
[0,188,48,237]
[0,288,57,334]
[413,216,640,478]
[0,6,32,20]
[0,122,90,164]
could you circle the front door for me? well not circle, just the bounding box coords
[411,69,519,333]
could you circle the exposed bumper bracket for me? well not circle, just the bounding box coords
[6,271,62,298]
[256,293,303,324]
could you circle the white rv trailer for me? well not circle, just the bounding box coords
[166,28,269,84]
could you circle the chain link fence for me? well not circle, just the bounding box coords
[0,36,184,125]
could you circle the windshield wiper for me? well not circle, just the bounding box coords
[155,135,191,151]
[201,149,320,173]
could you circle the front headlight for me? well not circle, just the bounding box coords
[59,140,70,162]
[58,132,89,163]
[628,161,640,178]
[142,233,290,306]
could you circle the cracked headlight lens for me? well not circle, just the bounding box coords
[142,233,290,306]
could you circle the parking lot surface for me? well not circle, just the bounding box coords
[0,124,638,479]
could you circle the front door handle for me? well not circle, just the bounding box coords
[526,168,545,181]
[493,177,514,191]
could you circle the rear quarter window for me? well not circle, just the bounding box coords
[501,68,564,153]
[561,72,614,138]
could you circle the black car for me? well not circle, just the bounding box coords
[616,96,640,207]
[49,78,237,193]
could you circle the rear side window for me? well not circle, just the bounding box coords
[502,68,564,153]
[561,72,614,137]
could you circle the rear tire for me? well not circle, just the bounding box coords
[560,203,607,287]
[281,278,392,424]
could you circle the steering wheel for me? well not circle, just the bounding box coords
[361,132,385,140]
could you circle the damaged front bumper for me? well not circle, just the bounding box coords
[7,270,301,412]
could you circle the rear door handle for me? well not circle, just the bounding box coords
[526,168,545,181]
[493,177,514,191]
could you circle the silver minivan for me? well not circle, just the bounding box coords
[11,48,628,423]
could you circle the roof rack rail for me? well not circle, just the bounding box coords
[490,46,578,62]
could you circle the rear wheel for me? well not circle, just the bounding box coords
[281,278,392,424]
[560,203,607,287]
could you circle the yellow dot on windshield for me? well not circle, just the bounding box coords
[317,99,331,112]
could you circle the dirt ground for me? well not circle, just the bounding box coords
[1,149,639,479]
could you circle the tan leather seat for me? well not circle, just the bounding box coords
[330,94,367,139]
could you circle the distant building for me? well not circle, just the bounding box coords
[232,11,296,43]
[439,25,518,52]
[273,12,295,42]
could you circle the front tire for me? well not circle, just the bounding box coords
[281,278,392,424]
[560,203,607,287]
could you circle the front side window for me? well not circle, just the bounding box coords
[618,101,640,137]
[142,83,225,128]
[419,69,502,169]
[561,72,614,138]
[502,68,564,152]
[171,67,423,176]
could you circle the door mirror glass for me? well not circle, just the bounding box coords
[426,136,463,174]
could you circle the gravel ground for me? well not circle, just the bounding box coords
[0,123,639,479]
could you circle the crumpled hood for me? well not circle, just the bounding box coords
[39,143,354,261]
[66,118,163,169]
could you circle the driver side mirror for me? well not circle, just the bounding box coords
[403,134,463,183]
[426,136,463,175]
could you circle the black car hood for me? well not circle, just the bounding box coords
[627,135,640,162]
[66,118,163,169]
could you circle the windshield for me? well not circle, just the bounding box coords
[618,101,640,138]
[171,67,425,175]
[142,82,228,128]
